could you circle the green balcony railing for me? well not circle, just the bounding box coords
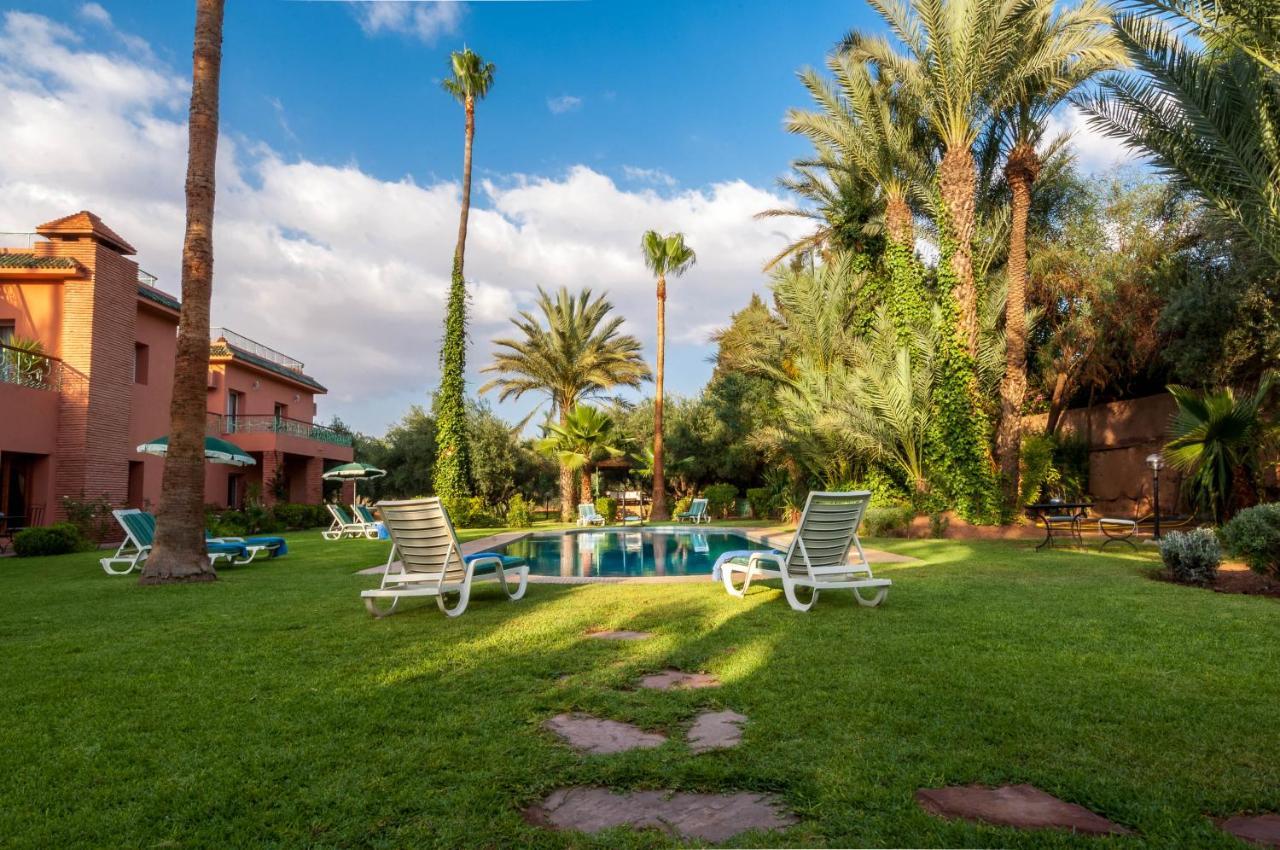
[0,342,63,392]
[219,414,353,447]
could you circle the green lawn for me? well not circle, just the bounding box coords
[1,533,1276,848]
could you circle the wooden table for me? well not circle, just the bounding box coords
[1026,501,1095,550]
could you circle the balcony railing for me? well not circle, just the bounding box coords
[210,328,305,372]
[216,414,353,447]
[0,342,63,392]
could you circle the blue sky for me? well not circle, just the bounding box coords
[0,1,1129,434]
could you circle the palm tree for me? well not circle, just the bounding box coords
[479,287,650,521]
[536,405,626,505]
[990,1,1121,505]
[1077,0,1280,270]
[434,48,496,508]
[1165,372,1277,522]
[845,0,1117,356]
[641,231,697,521]
[754,160,883,271]
[142,0,224,585]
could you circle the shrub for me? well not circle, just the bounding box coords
[1219,503,1280,577]
[673,496,692,518]
[928,510,950,539]
[1159,528,1222,585]
[505,494,533,529]
[60,493,115,544]
[703,483,738,519]
[863,504,915,537]
[270,503,309,530]
[1018,432,1059,506]
[462,496,503,529]
[13,523,83,557]
[594,497,618,524]
[746,486,777,520]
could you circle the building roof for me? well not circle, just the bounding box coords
[209,339,328,394]
[137,283,181,312]
[0,253,80,270]
[36,211,137,255]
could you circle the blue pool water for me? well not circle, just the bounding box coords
[492,529,771,579]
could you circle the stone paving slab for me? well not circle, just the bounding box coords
[525,786,797,843]
[1220,814,1280,847]
[688,710,746,752]
[916,784,1131,835]
[638,670,721,691]
[586,628,653,640]
[543,713,666,754]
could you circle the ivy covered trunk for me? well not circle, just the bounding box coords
[996,142,1041,508]
[938,147,980,358]
[142,0,224,585]
[650,273,669,521]
[434,95,476,508]
[884,196,926,344]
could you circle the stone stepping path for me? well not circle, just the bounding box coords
[543,713,666,754]
[916,784,1131,836]
[688,709,746,753]
[526,786,797,843]
[1221,814,1280,848]
[638,669,720,691]
[586,629,653,640]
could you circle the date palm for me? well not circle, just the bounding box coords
[480,287,650,521]
[535,405,625,505]
[143,0,224,585]
[755,159,883,271]
[641,230,696,521]
[434,47,495,507]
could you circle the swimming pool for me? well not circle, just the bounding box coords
[491,529,772,579]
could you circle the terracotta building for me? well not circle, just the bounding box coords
[0,211,352,527]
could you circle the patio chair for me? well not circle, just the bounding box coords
[675,498,710,524]
[1097,512,1195,549]
[577,503,607,527]
[361,497,529,618]
[101,509,252,575]
[713,491,889,613]
[205,530,289,561]
[352,504,379,526]
[323,503,379,540]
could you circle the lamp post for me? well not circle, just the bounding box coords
[1146,452,1164,540]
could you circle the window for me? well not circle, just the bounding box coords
[0,320,13,346]
[133,343,149,385]
[226,391,243,431]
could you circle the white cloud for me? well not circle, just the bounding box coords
[1042,103,1143,174]
[622,165,677,187]
[352,1,464,44]
[78,2,111,25]
[546,94,582,115]
[0,11,808,433]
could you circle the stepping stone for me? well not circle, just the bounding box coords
[638,669,721,691]
[916,784,1131,836]
[688,709,746,752]
[586,629,653,640]
[543,713,665,754]
[1221,814,1280,848]
[526,786,797,843]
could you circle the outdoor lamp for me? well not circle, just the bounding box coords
[1146,453,1164,540]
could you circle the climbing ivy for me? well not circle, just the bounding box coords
[433,257,471,505]
[884,241,929,345]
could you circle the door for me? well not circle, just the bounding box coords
[226,391,243,432]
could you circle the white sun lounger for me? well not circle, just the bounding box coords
[323,503,380,540]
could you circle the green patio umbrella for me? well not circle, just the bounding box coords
[322,462,387,499]
[136,435,256,467]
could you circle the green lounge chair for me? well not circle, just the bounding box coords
[676,498,709,524]
[577,503,607,526]
[323,503,379,540]
[101,509,251,575]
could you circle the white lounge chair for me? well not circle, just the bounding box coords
[101,509,254,575]
[676,498,710,524]
[361,497,529,618]
[577,503,607,526]
[323,503,380,540]
[713,491,889,612]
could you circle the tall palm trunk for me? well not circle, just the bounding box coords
[580,468,592,507]
[939,146,980,357]
[141,0,224,585]
[557,397,575,522]
[651,273,668,521]
[435,95,474,505]
[996,142,1040,506]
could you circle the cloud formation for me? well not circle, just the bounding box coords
[546,94,583,115]
[1043,104,1141,173]
[351,1,464,44]
[0,10,808,432]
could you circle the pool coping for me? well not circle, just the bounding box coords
[357,525,918,582]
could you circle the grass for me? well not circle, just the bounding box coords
[1,533,1277,848]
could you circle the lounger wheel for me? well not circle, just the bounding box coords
[363,595,400,618]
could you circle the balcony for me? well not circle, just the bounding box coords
[213,414,353,448]
[0,342,64,392]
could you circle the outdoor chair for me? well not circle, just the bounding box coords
[361,497,528,618]
[675,498,710,524]
[712,491,890,612]
[577,503,607,527]
[205,530,289,561]
[323,503,380,540]
[1097,512,1195,549]
[352,504,379,526]
[101,509,254,575]
[1037,500,1089,548]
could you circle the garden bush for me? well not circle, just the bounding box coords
[594,497,618,524]
[60,493,115,544]
[1159,528,1221,585]
[673,496,692,518]
[703,483,738,519]
[462,496,503,529]
[269,503,327,531]
[13,523,84,557]
[746,486,777,520]
[863,504,915,537]
[504,494,533,528]
[1219,503,1280,577]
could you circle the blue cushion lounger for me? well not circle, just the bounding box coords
[205,531,288,562]
[101,509,261,575]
